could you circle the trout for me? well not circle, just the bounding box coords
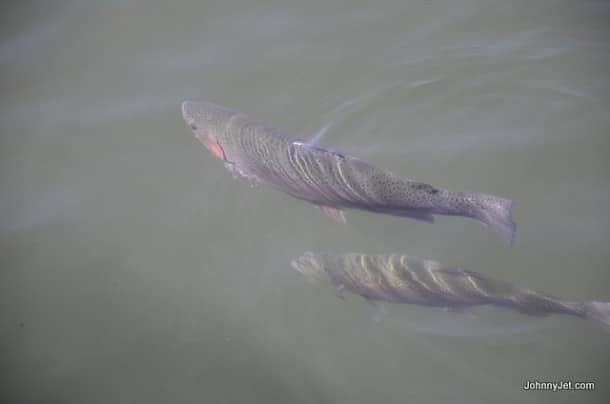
[182,100,516,245]
[291,252,610,331]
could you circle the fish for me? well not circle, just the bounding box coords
[291,252,610,332]
[181,100,516,245]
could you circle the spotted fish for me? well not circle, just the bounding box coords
[291,252,610,331]
[181,100,516,245]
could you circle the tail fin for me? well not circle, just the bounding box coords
[470,193,516,246]
[585,301,610,332]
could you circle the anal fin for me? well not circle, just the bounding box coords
[443,306,477,318]
[320,206,347,224]
[395,209,435,223]
[443,306,468,313]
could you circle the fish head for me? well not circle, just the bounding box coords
[181,100,239,162]
[290,252,326,283]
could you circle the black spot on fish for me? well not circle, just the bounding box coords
[190,123,198,130]
[412,183,439,194]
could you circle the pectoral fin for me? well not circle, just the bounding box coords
[224,162,260,187]
[365,298,388,323]
[335,284,346,300]
[320,206,347,224]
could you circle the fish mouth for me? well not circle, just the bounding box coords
[181,100,201,136]
[290,258,306,274]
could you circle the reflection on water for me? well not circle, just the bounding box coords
[2,0,610,403]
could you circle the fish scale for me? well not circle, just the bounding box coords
[182,100,516,244]
[291,252,610,331]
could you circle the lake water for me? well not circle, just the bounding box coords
[1,0,609,403]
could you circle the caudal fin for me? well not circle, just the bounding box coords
[470,193,516,246]
[585,301,610,332]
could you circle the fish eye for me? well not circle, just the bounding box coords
[190,123,197,130]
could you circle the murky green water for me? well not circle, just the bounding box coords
[1,1,609,403]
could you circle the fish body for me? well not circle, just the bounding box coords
[291,252,610,330]
[182,101,515,244]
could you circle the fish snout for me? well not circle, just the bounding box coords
[181,100,197,130]
[181,100,226,160]
[290,258,305,274]
[291,253,323,282]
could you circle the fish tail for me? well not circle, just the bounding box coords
[466,192,516,246]
[584,301,610,332]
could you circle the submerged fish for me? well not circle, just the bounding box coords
[291,252,610,331]
[181,100,516,244]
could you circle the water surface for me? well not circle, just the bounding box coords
[1,1,609,403]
